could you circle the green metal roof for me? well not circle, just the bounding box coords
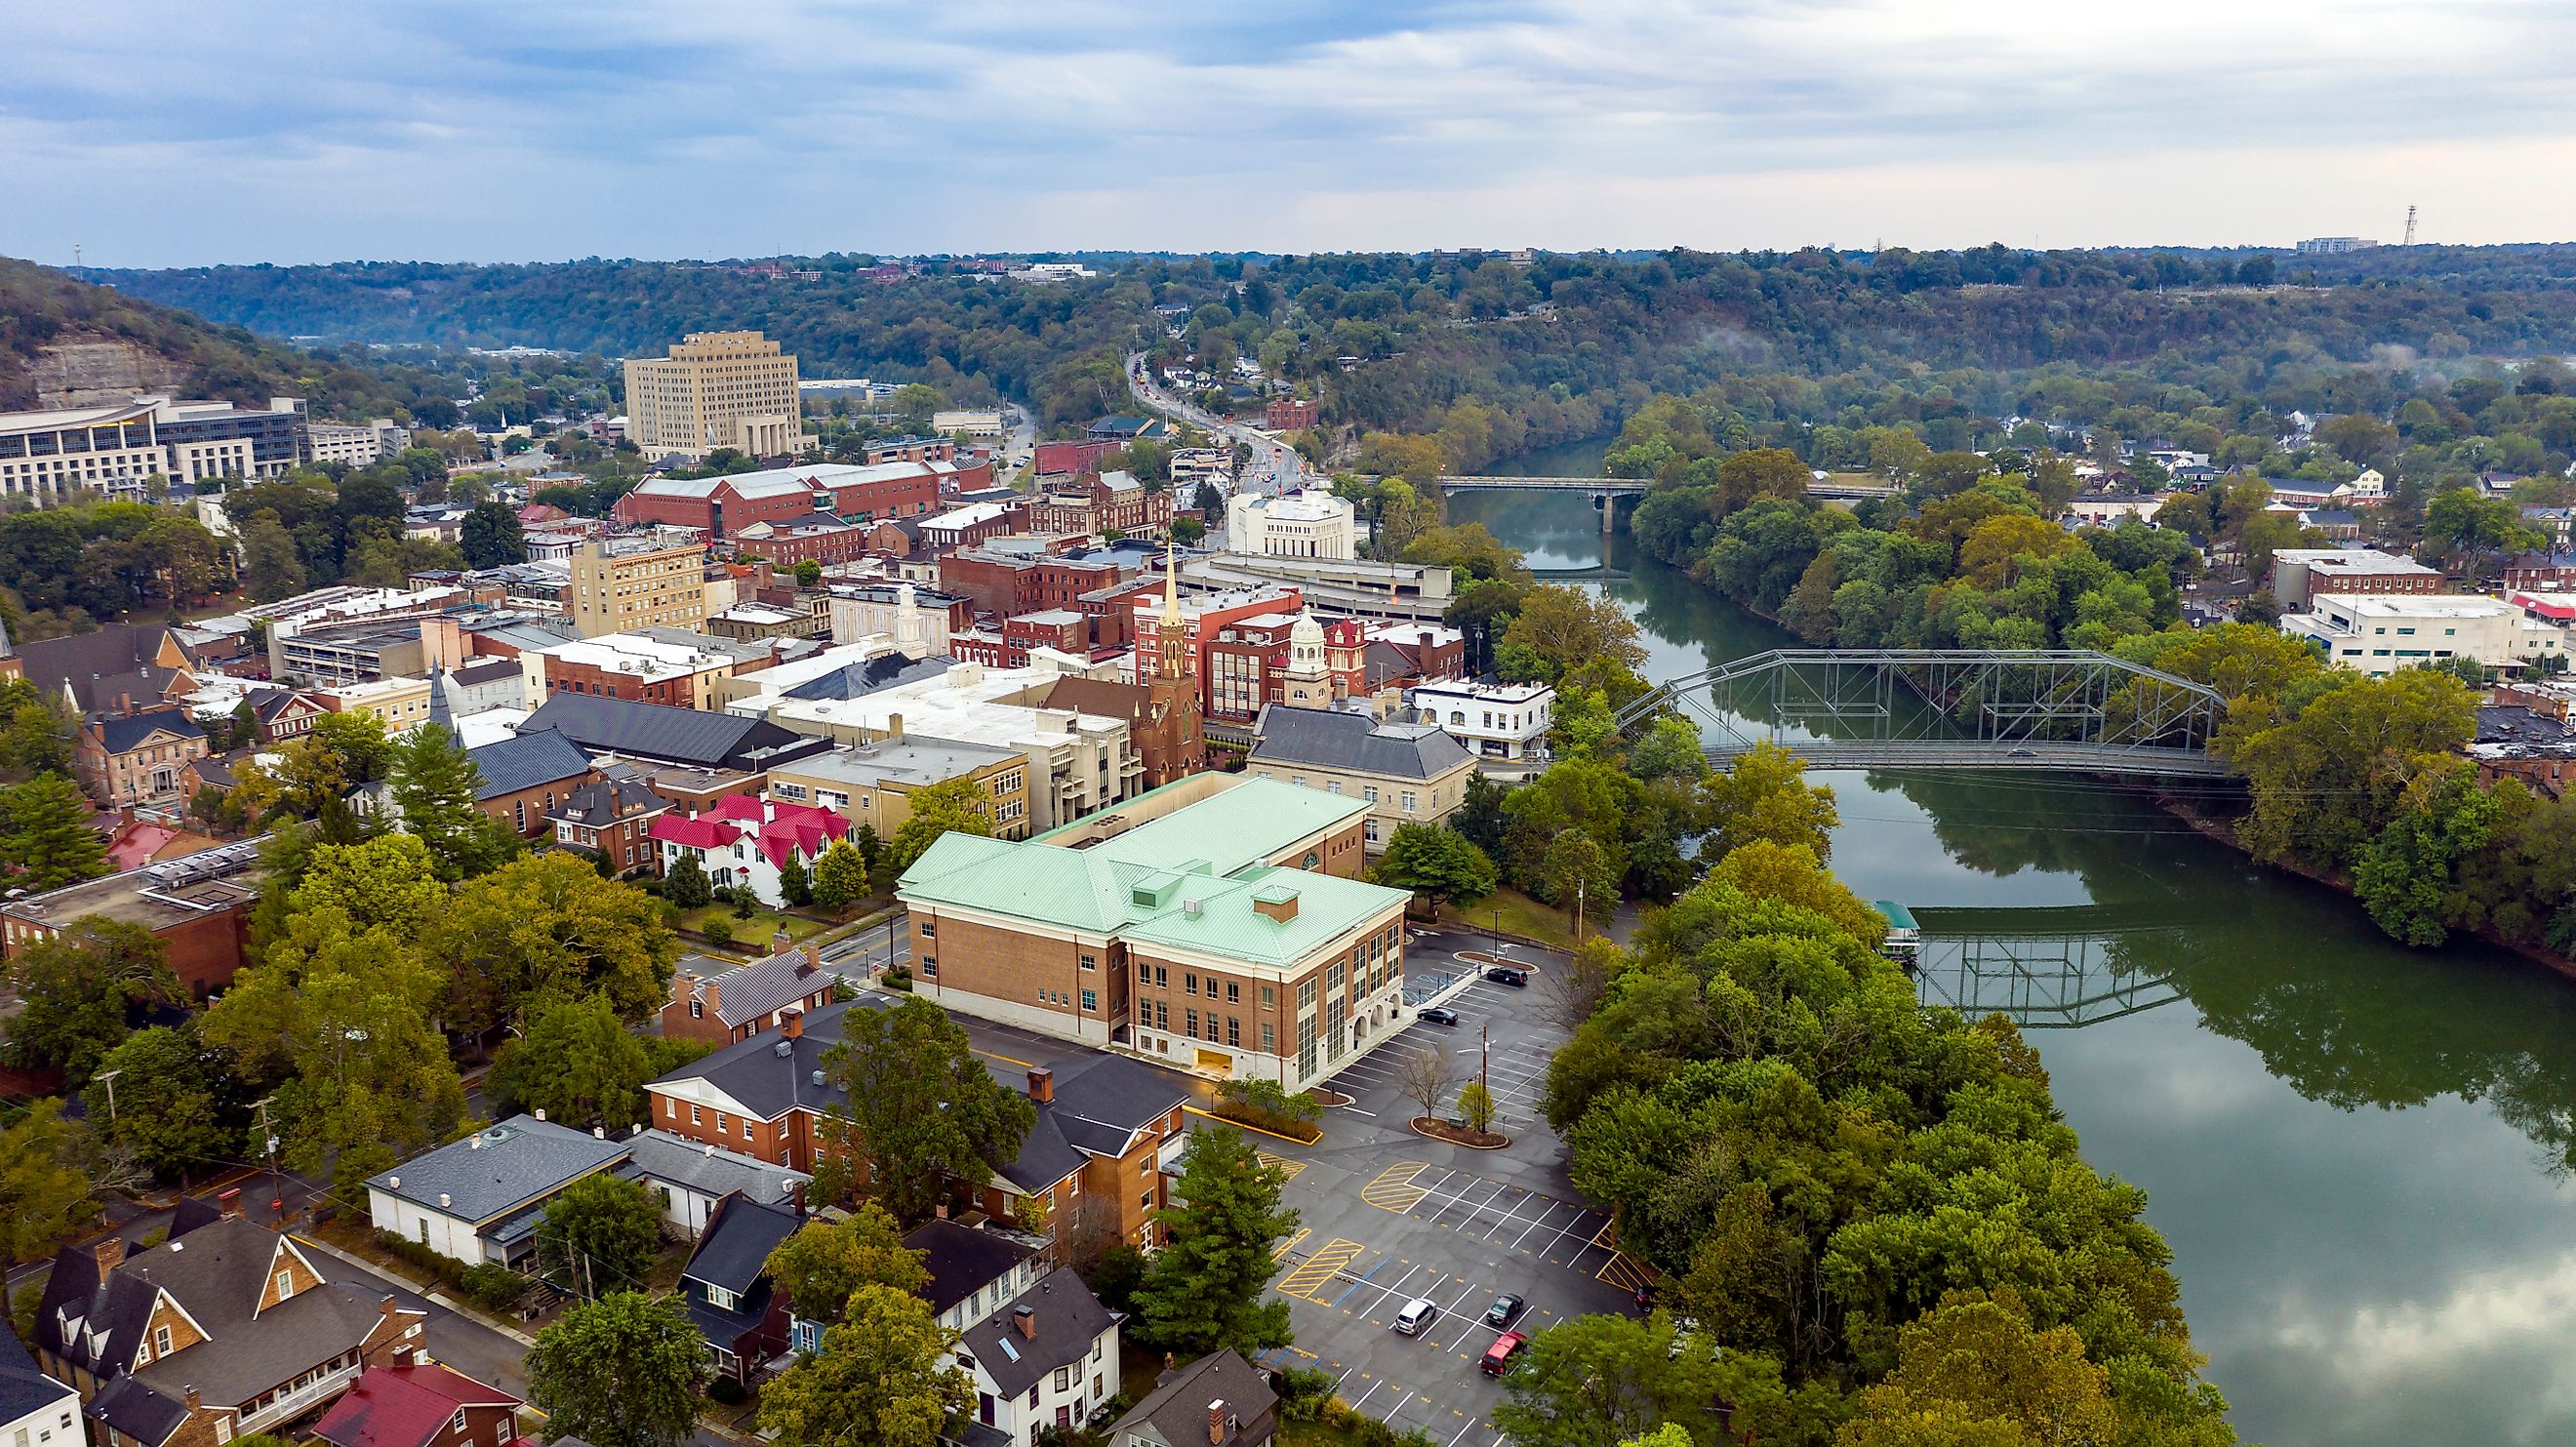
[902,832,1145,934]
[1038,777,1370,877]
[1872,900,1919,931]
[1118,868,1408,969]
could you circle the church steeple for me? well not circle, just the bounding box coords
[1154,544,1190,683]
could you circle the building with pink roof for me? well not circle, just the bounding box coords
[649,792,850,904]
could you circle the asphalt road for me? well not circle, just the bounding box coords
[1124,352,1309,500]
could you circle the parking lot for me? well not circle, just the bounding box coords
[1249,934,1646,1445]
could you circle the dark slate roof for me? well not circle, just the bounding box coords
[678,946,829,1028]
[15,624,181,714]
[89,1374,187,1446]
[522,693,827,770]
[365,1117,628,1225]
[252,690,321,723]
[683,1192,803,1297]
[781,652,952,703]
[546,776,671,824]
[93,706,205,754]
[620,1129,809,1208]
[464,727,594,802]
[450,659,522,687]
[956,1268,1115,1399]
[0,1316,73,1430]
[648,998,897,1122]
[903,1219,1037,1319]
[1107,1350,1278,1447]
[1248,704,1471,782]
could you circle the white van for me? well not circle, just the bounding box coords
[1393,1299,1438,1336]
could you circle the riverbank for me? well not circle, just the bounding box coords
[2153,790,2576,982]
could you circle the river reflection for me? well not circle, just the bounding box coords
[1447,484,2576,1447]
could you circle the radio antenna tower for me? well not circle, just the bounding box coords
[2403,205,2418,246]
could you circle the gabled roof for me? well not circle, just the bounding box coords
[677,945,829,1027]
[685,1192,802,1298]
[649,793,850,869]
[366,1118,628,1226]
[781,653,951,703]
[620,1128,809,1208]
[1107,1350,1277,1447]
[955,1268,1115,1399]
[464,728,594,802]
[313,1363,522,1447]
[903,1220,1037,1320]
[15,624,182,714]
[89,1374,189,1446]
[523,693,824,771]
[91,707,205,755]
[1247,704,1471,782]
[546,776,671,824]
[0,1317,73,1430]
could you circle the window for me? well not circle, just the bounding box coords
[918,919,936,938]
[1400,790,1418,813]
[689,998,703,1019]
[921,956,937,977]
[1138,960,1151,982]
[1298,980,1315,1008]
[1226,980,1240,1003]
[1326,780,1342,795]
[1055,1366,1073,1392]
[704,1284,738,1311]
[154,1325,173,1357]
[692,1105,703,1125]
[718,1114,731,1135]
[450,1410,468,1433]
[274,1269,295,1302]
[1262,985,1275,1009]
[1362,785,1378,803]
[1186,1008,1200,1038]
[665,1098,677,1118]
[1154,965,1168,987]
[1262,1022,1276,1052]
[1228,1017,1241,1046]
[1185,973,1198,996]
[213,1422,233,1447]
[1028,1386,1040,1410]
[1080,988,1097,1012]
[1079,952,1096,971]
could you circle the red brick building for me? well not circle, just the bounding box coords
[547,776,673,875]
[465,730,599,837]
[614,461,948,539]
[729,519,873,569]
[314,1363,523,1447]
[941,551,1134,630]
[1034,438,1116,477]
[0,847,263,1000]
[1027,471,1172,539]
[1266,397,1319,430]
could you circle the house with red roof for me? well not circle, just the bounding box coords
[649,793,850,906]
[313,1360,523,1447]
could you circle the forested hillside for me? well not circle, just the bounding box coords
[0,257,460,418]
[84,246,2576,457]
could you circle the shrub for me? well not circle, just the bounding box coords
[1211,1077,1325,1141]
[460,1262,528,1313]
[1273,1367,1337,1421]
[374,1232,469,1290]
[705,1376,747,1406]
[701,916,734,945]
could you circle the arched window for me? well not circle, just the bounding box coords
[1450,711,1467,726]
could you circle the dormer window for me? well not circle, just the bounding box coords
[153,1324,173,1357]
[274,1269,295,1302]
[704,1284,738,1312]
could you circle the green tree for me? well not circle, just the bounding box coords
[853,824,883,879]
[4,917,181,1088]
[1837,1292,2117,1447]
[778,849,813,907]
[1456,1079,1497,1134]
[756,1283,971,1447]
[763,1201,928,1322]
[1500,585,1647,683]
[1371,824,1499,915]
[460,502,527,568]
[794,558,824,587]
[538,1174,664,1299]
[2423,486,2544,578]
[665,852,713,909]
[1131,1126,1297,1356]
[885,777,995,875]
[1492,1313,1727,1447]
[2353,762,2505,947]
[525,1291,706,1447]
[1539,831,1619,926]
[814,998,1034,1221]
[426,853,678,1034]
[488,993,660,1131]
[241,512,308,602]
[388,722,519,881]
[92,1024,238,1182]
[0,1099,95,1264]
[0,773,109,889]
[811,838,865,912]
[308,708,396,786]
[1701,742,1840,862]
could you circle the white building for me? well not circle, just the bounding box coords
[650,794,852,906]
[932,410,1005,439]
[827,581,953,657]
[365,1118,629,1268]
[622,1127,810,1239]
[1228,488,1357,560]
[952,1267,1120,1445]
[1409,678,1555,761]
[0,1334,76,1447]
[307,419,412,468]
[2281,593,2563,676]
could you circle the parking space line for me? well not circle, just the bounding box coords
[1597,1251,1653,1293]
[1328,1252,1396,1309]
[1258,1150,1308,1183]
[1360,1161,1430,1212]
[1272,1227,1310,1261]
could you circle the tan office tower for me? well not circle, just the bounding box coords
[623,331,809,460]
[569,539,710,636]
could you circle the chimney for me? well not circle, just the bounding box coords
[703,979,721,1017]
[378,1294,401,1325]
[803,943,824,970]
[1012,1306,1036,1341]
[95,1236,127,1283]
[217,1187,243,1220]
[771,926,792,955]
[534,1108,545,1122]
[781,1006,804,1041]
[1026,1066,1054,1105]
[182,1387,200,1413]
[788,1180,809,1217]
[1207,1400,1227,1446]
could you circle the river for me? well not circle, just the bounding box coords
[1447,480,2576,1447]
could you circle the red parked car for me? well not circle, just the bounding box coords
[1480,1331,1530,1376]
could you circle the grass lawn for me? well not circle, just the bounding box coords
[1280,1424,1370,1447]
[672,903,831,951]
[1439,887,1580,951]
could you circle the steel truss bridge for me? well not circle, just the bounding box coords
[1909,904,2194,1027]
[1435,474,1902,502]
[1616,649,2233,778]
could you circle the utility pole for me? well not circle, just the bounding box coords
[1574,880,1586,945]
[255,1096,282,1220]
[1479,1023,1490,1101]
[1491,907,1501,964]
[94,1069,120,1128]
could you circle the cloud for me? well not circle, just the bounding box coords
[6,0,2576,263]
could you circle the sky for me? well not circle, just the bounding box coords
[10,0,2576,267]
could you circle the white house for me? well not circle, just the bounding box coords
[364,1118,628,1268]
[624,1127,811,1238]
[1408,678,1555,761]
[646,793,852,906]
[953,1266,1119,1446]
[0,1322,77,1447]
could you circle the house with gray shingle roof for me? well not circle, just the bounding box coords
[1246,703,1474,850]
[1106,1350,1278,1447]
[953,1267,1119,1445]
[364,1117,629,1269]
[660,944,839,1047]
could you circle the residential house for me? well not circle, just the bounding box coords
[622,1128,810,1240]
[662,945,839,1048]
[33,1196,429,1446]
[2501,547,2576,592]
[0,1319,77,1447]
[364,1118,629,1270]
[906,1220,1039,1336]
[647,793,851,906]
[545,776,673,875]
[75,708,208,809]
[1105,1350,1278,1447]
[9,623,197,717]
[1406,679,1554,762]
[953,1268,1119,1447]
[312,1363,523,1447]
[251,690,332,744]
[679,1193,801,1383]
[643,1001,1190,1254]
[1246,704,1476,849]
[463,728,598,838]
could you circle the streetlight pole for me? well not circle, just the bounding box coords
[1575,881,1586,945]
[255,1096,282,1221]
[1491,907,1501,964]
[94,1069,119,1128]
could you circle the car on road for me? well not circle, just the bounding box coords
[1393,1298,1438,1336]
[1419,1006,1460,1026]
[1479,1331,1530,1376]
[1485,1293,1525,1327]
[1485,966,1529,987]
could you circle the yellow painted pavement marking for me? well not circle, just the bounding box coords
[1272,1226,1311,1261]
[1597,1251,1653,1293]
[1259,1150,1308,1183]
[1360,1160,1430,1212]
[1275,1237,1368,1302]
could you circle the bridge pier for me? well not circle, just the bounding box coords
[1598,494,1615,534]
